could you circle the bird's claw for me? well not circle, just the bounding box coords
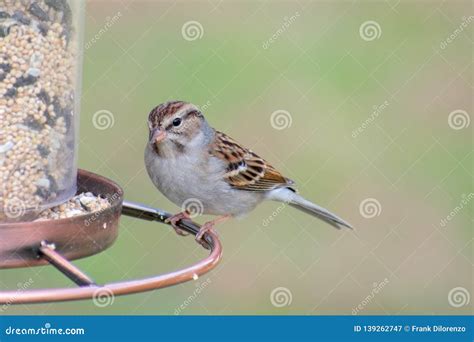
[195,222,217,244]
[165,212,191,236]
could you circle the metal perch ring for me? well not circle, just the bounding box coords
[0,170,222,305]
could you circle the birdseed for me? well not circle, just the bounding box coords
[0,0,80,221]
[35,192,111,220]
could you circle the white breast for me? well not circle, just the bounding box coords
[144,143,264,217]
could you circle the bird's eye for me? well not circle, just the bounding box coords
[172,118,182,127]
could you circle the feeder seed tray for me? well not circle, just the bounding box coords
[0,169,222,304]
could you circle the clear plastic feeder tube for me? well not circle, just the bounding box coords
[0,0,84,221]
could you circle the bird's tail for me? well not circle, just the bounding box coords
[269,188,353,230]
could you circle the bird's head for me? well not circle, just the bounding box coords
[147,101,212,156]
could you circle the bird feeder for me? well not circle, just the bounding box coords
[0,0,221,305]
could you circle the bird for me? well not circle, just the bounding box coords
[144,100,352,244]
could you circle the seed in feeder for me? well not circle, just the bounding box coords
[28,3,50,22]
[65,209,83,218]
[12,11,31,25]
[45,0,66,11]
[52,99,71,130]
[14,74,37,87]
[37,144,50,157]
[37,90,51,104]
[0,141,14,154]
[44,109,56,126]
[29,52,43,68]
[0,23,12,38]
[36,178,51,189]
[61,3,72,26]
[24,117,43,131]
[35,186,51,200]
[37,193,112,221]
[5,88,17,97]
[0,63,12,73]
[47,174,59,193]
[79,196,95,211]
[1,0,80,221]
[37,22,49,36]
[27,67,40,77]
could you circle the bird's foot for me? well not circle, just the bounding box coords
[195,222,217,244]
[195,215,231,245]
[165,212,191,236]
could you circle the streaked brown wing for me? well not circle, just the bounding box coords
[210,131,294,192]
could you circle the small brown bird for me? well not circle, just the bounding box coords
[144,101,352,243]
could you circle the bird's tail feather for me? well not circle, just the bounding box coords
[269,189,353,230]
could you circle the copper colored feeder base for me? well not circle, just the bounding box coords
[0,170,222,304]
[0,170,122,269]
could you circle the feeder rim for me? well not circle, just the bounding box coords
[0,201,222,305]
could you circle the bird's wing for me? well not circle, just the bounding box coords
[210,131,294,192]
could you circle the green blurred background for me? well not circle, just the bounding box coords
[2,0,472,315]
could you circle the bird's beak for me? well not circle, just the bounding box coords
[151,129,167,144]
